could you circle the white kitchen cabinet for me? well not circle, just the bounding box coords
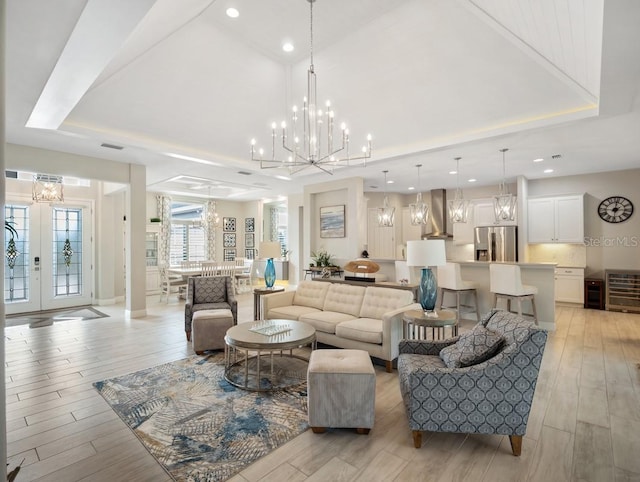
[555,267,584,303]
[452,205,475,245]
[401,207,423,244]
[528,195,584,243]
[367,208,395,259]
[474,199,517,227]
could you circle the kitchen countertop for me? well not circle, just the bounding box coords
[453,260,557,269]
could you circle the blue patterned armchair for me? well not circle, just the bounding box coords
[398,309,547,455]
[184,276,237,341]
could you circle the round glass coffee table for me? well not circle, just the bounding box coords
[224,319,316,391]
[402,309,458,340]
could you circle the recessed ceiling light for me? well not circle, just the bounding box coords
[226,7,239,18]
[282,42,294,53]
[533,158,544,163]
[544,169,554,174]
[408,186,415,191]
[468,178,477,183]
[275,175,291,181]
[449,170,457,175]
[387,180,394,184]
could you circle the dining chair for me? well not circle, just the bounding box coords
[201,262,218,277]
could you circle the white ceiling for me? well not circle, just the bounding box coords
[6,0,640,201]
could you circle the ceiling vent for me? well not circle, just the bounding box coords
[101,143,124,150]
[237,171,252,176]
[551,154,562,159]
[5,170,17,179]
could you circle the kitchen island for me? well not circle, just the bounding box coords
[454,261,556,331]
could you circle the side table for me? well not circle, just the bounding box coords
[253,287,285,320]
[402,309,458,340]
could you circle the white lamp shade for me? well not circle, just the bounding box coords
[406,240,447,267]
[259,241,281,259]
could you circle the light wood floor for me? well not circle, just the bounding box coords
[4,293,640,481]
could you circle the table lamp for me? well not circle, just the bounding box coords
[406,239,447,316]
[259,241,281,288]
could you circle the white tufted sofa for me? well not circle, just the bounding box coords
[262,281,419,372]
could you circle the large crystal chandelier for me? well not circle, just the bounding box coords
[377,171,395,227]
[448,157,469,223]
[494,148,517,221]
[250,0,372,174]
[409,164,429,225]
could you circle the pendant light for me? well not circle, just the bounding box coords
[448,157,469,223]
[377,170,395,227]
[409,164,429,225]
[494,148,516,221]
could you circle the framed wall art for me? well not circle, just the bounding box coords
[223,217,236,232]
[320,205,345,238]
[223,233,236,247]
[245,233,255,248]
[245,217,255,232]
[245,249,255,260]
[223,249,236,261]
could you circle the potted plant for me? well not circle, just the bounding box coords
[311,249,334,268]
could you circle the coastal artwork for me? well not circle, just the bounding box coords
[320,205,345,238]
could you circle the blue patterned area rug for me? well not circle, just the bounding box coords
[94,354,308,481]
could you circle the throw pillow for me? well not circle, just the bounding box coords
[439,324,504,368]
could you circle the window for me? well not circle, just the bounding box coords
[169,201,206,264]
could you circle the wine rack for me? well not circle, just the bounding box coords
[605,270,640,313]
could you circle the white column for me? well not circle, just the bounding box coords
[0,0,9,476]
[95,182,116,304]
[125,164,147,317]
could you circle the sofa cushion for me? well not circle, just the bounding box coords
[359,287,414,320]
[300,311,356,334]
[323,284,367,317]
[267,305,321,321]
[439,324,504,368]
[292,281,330,309]
[335,318,383,344]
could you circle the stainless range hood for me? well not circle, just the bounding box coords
[425,189,453,239]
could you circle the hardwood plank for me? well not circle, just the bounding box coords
[610,415,640,474]
[572,421,614,481]
[577,386,610,428]
[527,426,573,482]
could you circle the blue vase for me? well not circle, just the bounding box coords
[264,258,276,288]
[419,267,437,312]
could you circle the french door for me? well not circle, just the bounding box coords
[4,199,93,314]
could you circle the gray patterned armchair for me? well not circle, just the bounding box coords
[398,309,547,455]
[184,276,237,341]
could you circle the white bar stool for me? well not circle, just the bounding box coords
[489,264,538,322]
[437,263,480,322]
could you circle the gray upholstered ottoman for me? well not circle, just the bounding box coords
[307,349,376,434]
[192,309,234,354]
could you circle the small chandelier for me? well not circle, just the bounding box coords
[202,199,221,228]
[32,173,64,203]
[409,164,429,225]
[250,0,372,174]
[378,170,395,227]
[448,157,469,223]
[494,148,516,221]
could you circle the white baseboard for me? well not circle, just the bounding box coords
[126,308,147,319]
[96,298,117,306]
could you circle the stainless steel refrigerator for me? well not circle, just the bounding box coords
[474,226,518,262]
